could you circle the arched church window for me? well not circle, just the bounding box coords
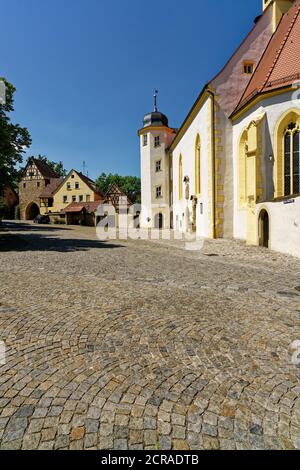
[238,130,248,208]
[284,123,300,196]
[195,135,201,195]
[179,155,183,200]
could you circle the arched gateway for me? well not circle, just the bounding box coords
[25,202,40,220]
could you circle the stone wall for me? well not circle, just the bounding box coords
[19,179,47,220]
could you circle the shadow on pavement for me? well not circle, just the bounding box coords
[2,221,72,232]
[0,222,124,253]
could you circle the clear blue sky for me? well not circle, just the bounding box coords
[1,0,262,179]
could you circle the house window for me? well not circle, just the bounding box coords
[63,196,68,204]
[284,123,300,196]
[75,182,80,190]
[71,174,75,179]
[143,134,148,146]
[67,183,71,190]
[86,195,91,202]
[156,186,162,199]
[243,62,254,75]
[154,136,160,148]
[79,195,83,202]
[72,196,77,203]
[156,160,162,172]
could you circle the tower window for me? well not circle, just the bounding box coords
[156,160,162,172]
[154,136,160,148]
[143,134,148,147]
[243,61,254,75]
[156,186,162,199]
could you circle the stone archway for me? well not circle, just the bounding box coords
[25,202,40,220]
[258,209,269,248]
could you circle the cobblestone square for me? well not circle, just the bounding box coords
[0,221,300,450]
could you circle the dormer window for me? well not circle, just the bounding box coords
[243,61,254,75]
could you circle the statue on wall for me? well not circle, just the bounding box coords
[184,176,190,201]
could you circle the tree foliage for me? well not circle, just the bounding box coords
[0,78,32,193]
[95,173,141,203]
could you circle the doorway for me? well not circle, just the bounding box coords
[259,209,269,248]
[154,213,164,230]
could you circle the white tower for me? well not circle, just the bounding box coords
[138,92,176,229]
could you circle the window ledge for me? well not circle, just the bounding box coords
[271,193,300,203]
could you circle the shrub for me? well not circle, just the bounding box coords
[14,205,20,220]
[54,218,66,225]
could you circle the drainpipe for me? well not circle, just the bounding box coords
[207,88,216,239]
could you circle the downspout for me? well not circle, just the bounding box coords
[207,88,216,239]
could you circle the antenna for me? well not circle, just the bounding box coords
[82,160,88,176]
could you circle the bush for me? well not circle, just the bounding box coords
[14,205,20,220]
[53,218,66,225]
[0,197,5,220]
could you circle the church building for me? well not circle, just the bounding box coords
[139,0,300,258]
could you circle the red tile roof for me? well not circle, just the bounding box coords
[39,178,64,198]
[64,201,102,214]
[235,0,300,113]
[29,158,60,179]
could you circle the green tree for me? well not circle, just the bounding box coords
[0,195,5,221]
[95,173,141,203]
[0,78,32,193]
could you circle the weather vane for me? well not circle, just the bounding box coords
[154,89,159,112]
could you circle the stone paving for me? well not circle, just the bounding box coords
[0,220,300,450]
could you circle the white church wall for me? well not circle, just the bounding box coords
[232,90,300,254]
[172,96,211,237]
[256,199,300,258]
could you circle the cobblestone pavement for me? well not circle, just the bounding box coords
[0,221,300,450]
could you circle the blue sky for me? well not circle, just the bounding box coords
[1,0,262,179]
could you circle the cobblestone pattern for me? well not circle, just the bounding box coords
[0,221,300,450]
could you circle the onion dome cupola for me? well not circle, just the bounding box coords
[143,90,169,128]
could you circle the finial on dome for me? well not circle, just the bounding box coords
[154,89,158,112]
